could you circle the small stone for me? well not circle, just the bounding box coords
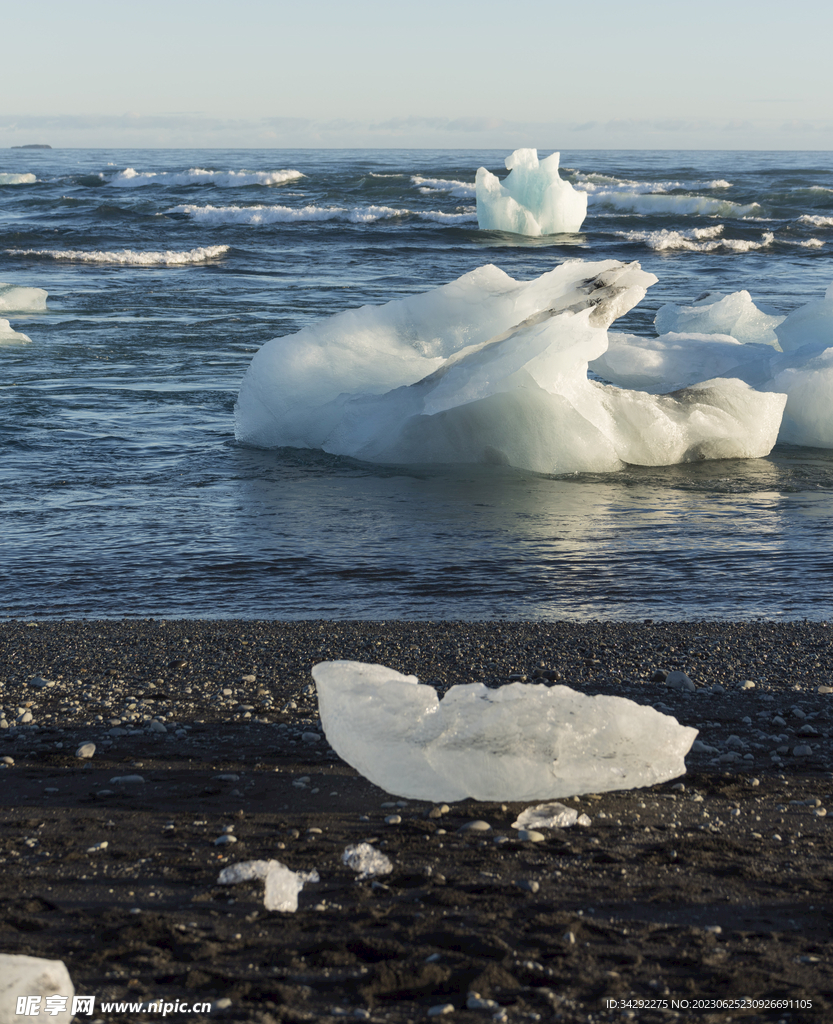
[798,724,819,736]
[563,930,576,944]
[2,756,15,765]
[817,685,833,694]
[87,841,109,853]
[814,808,827,817]
[149,719,167,733]
[215,773,240,782]
[704,924,722,934]
[516,879,540,893]
[740,680,756,690]
[466,993,499,1010]
[793,745,813,757]
[17,710,34,724]
[29,676,52,689]
[215,998,233,1010]
[427,1005,455,1017]
[458,820,491,832]
[76,743,96,759]
[110,775,145,784]
[665,670,695,692]
[242,674,256,683]
[214,834,238,845]
[301,732,321,744]
[384,815,402,825]
[517,829,546,843]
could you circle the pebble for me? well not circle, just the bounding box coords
[76,742,96,759]
[110,775,145,784]
[214,834,238,845]
[427,1005,455,1017]
[792,745,813,757]
[458,820,491,833]
[2,756,15,766]
[149,720,167,733]
[87,841,108,853]
[516,879,540,893]
[467,993,499,1010]
[665,670,695,692]
[384,815,402,825]
[517,829,546,843]
[704,925,722,934]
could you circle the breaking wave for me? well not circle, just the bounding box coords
[110,168,305,188]
[169,203,476,225]
[0,173,36,185]
[5,245,230,265]
[411,175,476,198]
[619,226,775,252]
[799,214,833,227]
[589,192,761,217]
[575,172,732,194]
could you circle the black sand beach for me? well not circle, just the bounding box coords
[1,620,831,1023]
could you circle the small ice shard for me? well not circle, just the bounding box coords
[512,802,578,830]
[654,290,784,347]
[313,661,698,802]
[342,842,393,879]
[217,859,319,912]
[475,149,587,235]
[0,954,74,1024]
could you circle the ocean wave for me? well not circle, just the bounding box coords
[5,245,230,265]
[575,173,732,195]
[110,168,304,188]
[411,175,476,198]
[589,192,760,217]
[169,203,476,225]
[799,214,833,227]
[619,226,774,252]
[0,173,36,185]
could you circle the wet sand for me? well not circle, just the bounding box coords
[1,620,831,1023]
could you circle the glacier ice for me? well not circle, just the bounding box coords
[0,319,32,345]
[236,259,786,474]
[218,859,319,912]
[0,282,48,312]
[475,149,587,236]
[654,290,784,347]
[342,843,394,879]
[312,661,699,802]
[512,802,579,830]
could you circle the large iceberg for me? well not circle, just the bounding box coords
[475,149,587,235]
[235,259,786,474]
[313,661,698,802]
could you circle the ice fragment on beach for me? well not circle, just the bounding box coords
[218,859,319,912]
[0,954,74,1024]
[342,842,393,879]
[313,661,699,802]
[476,149,587,235]
[512,802,578,830]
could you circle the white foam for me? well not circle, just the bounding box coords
[575,173,732,195]
[110,167,304,187]
[621,227,774,252]
[236,259,786,474]
[5,246,229,265]
[313,661,698,802]
[0,282,48,312]
[0,318,32,345]
[476,149,587,236]
[590,192,761,217]
[798,215,833,227]
[170,203,475,225]
[412,175,476,198]
[0,173,36,185]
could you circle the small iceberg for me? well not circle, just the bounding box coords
[0,319,32,345]
[217,859,318,912]
[312,661,698,802]
[475,149,587,236]
[0,282,48,313]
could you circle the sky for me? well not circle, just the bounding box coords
[2,0,832,150]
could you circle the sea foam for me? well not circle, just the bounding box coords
[110,168,304,187]
[170,204,476,225]
[5,246,229,265]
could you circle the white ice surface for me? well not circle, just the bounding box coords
[0,318,32,345]
[236,259,786,474]
[0,173,36,185]
[313,661,699,802]
[218,859,319,912]
[342,843,394,879]
[0,282,48,312]
[512,802,578,830]
[654,290,784,346]
[476,149,587,236]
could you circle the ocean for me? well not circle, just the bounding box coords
[1,147,833,622]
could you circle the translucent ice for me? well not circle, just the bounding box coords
[654,290,784,347]
[236,259,785,473]
[312,661,699,802]
[774,280,833,355]
[218,859,318,912]
[475,149,587,235]
[512,802,578,830]
[0,282,48,312]
[0,319,32,345]
[342,843,394,879]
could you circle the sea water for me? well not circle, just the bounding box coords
[1,147,833,622]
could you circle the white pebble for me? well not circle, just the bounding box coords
[76,743,96,759]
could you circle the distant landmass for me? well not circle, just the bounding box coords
[11,144,52,149]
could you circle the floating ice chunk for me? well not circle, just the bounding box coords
[592,331,778,393]
[342,842,394,879]
[0,319,32,345]
[654,290,784,347]
[475,149,587,235]
[0,173,36,185]
[0,282,48,312]
[218,859,318,912]
[0,954,74,1024]
[512,802,578,830]
[774,280,833,355]
[313,661,699,802]
[765,347,833,447]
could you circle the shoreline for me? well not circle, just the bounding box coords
[2,620,831,1022]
